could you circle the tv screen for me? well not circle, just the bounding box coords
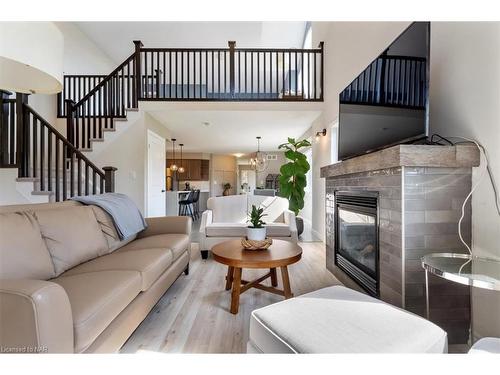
[338,22,430,161]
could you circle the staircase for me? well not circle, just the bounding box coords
[0,91,116,203]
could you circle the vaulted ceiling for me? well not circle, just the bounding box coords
[75,22,307,63]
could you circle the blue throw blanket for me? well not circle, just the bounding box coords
[71,193,147,240]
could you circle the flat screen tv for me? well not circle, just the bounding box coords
[338,22,430,161]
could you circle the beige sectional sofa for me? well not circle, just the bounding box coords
[0,200,191,353]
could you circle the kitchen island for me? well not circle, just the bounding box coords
[166,190,209,217]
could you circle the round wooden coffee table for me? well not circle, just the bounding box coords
[211,239,302,314]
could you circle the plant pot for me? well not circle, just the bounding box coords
[296,216,304,236]
[247,227,267,241]
[223,189,230,196]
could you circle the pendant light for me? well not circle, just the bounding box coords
[170,138,178,171]
[178,144,185,174]
[250,136,268,172]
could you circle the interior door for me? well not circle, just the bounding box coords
[147,130,166,217]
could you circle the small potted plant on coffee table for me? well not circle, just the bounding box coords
[247,204,267,241]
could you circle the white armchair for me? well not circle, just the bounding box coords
[199,195,298,259]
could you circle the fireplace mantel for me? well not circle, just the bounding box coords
[321,144,480,178]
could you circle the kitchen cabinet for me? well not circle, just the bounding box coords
[176,159,209,181]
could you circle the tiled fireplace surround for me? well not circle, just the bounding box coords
[321,145,480,344]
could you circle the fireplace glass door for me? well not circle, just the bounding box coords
[334,191,379,296]
[338,208,377,278]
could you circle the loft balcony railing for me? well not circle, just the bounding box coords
[340,54,427,109]
[58,40,324,118]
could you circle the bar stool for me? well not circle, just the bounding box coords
[191,190,201,220]
[178,191,195,219]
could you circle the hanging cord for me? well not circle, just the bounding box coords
[443,136,500,255]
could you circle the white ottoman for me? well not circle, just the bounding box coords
[468,338,500,354]
[248,285,448,353]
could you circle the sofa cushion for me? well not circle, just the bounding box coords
[249,285,448,353]
[206,223,247,237]
[207,195,247,223]
[205,222,291,238]
[0,212,56,280]
[61,248,173,291]
[53,270,141,353]
[265,223,292,237]
[90,206,136,253]
[35,206,109,276]
[117,234,189,262]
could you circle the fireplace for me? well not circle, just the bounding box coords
[334,191,379,297]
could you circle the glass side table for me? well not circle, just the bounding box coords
[421,252,500,320]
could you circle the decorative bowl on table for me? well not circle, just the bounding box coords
[241,237,273,250]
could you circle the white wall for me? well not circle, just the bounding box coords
[210,154,237,196]
[90,112,170,213]
[28,22,116,131]
[55,22,116,75]
[428,22,500,339]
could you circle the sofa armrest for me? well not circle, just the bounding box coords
[0,279,74,353]
[199,210,213,234]
[138,216,192,238]
[283,210,298,241]
[283,210,297,231]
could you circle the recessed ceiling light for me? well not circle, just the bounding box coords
[202,121,210,127]
[233,153,244,158]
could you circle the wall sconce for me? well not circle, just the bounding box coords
[315,128,327,142]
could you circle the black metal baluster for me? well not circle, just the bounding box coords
[32,116,37,178]
[92,170,97,194]
[301,52,304,98]
[313,52,317,99]
[257,52,260,98]
[282,52,285,98]
[47,129,52,191]
[295,52,298,96]
[181,51,184,98]
[62,144,67,200]
[85,165,89,195]
[77,156,82,196]
[218,51,221,99]
[211,51,214,99]
[251,52,254,98]
[40,119,45,190]
[70,152,74,198]
[156,52,160,99]
[55,139,60,201]
[9,102,15,164]
[187,51,190,99]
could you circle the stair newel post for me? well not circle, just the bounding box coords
[103,166,117,193]
[228,41,236,98]
[133,40,144,107]
[65,99,76,157]
[0,90,12,166]
[318,41,324,101]
[15,93,29,177]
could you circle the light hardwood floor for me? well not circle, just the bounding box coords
[120,241,340,353]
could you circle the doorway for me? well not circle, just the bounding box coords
[147,130,166,217]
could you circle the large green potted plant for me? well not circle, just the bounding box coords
[278,137,311,236]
